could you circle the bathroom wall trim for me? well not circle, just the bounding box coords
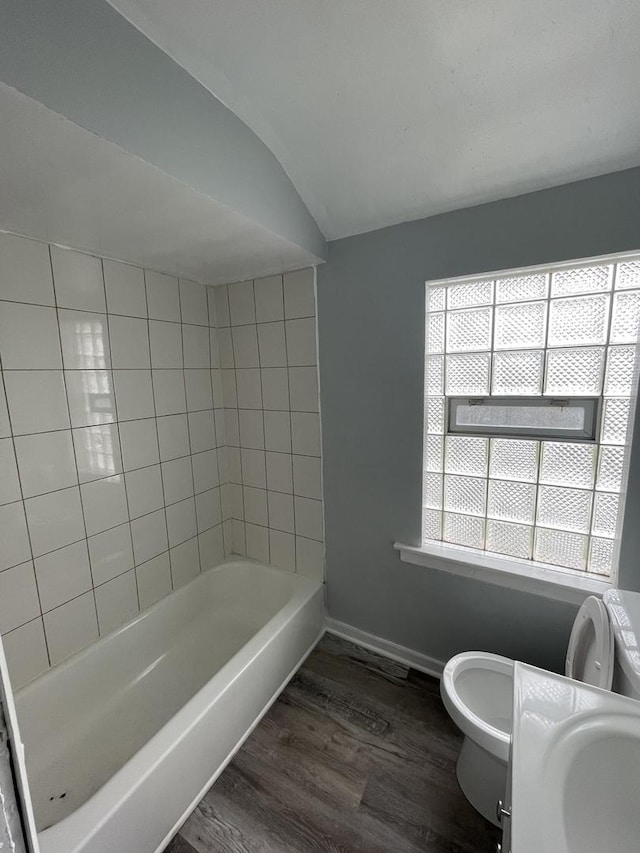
[325,617,445,679]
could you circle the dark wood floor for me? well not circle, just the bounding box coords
[165,634,499,853]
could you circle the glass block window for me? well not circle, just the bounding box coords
[423,256,640,579]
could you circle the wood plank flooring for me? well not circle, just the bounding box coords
[165,634,500,853]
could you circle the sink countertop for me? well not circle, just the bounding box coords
[511,662,640,853]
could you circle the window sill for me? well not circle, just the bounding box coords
[394,540,612,606]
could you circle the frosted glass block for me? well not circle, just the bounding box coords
[444,436,488,476]
[427,312,445,353]
[551,264,612,297]
[539,442,596,488]
[588,538,615,576]
[427,285,446,312]
[615,261,640,290]
[492,350,544,395]
[592,493,619,538]
[423,473,443,509]
[610,291,640,344]
[425,355,444,395]
[425,435,444,472]
[494,302,547,350]
[489,438,539,482]
[487,480,536,524]
[443,512,484,549]
[447,280,493,309]
[537,486,592,533]
[548,294,610,347]
[604,346,637,396]
[444,475,486,516]
[446,307,492,353]
[445,353,490,394]
[495,273,547,304]
[544,347,604,395]
[601,398,630,445]
[423,508,442,541]
[486,520,533,559]
[596,446,625,492]
[424,397,445,434]
[534,528,587,571]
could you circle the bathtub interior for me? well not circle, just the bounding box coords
[14,560,307,833]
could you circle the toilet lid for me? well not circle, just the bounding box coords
[565,595,614,689]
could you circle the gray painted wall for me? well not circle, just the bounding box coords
[318,167,640,673]
[0,0,326,262]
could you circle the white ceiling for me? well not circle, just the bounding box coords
[109,0,640,240]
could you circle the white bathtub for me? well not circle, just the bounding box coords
[14,558,325,853]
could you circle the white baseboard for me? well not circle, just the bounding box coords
[325,617,445,679]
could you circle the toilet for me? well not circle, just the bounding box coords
[440,589,640,826]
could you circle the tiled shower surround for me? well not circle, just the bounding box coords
[0,231,322,689]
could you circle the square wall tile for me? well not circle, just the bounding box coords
[109,315,150,369]
[255,275,284,323]
[95,569,139,635]
[239,409,264,450]
[131,509,168,565]
[157,414,190,461]
[269,529,295,571]
[149,320,183,368]
[0,561,40,633]
[51,246,105,312]
[34,540,92,612]
[285,318,317,366]
[294,496,324,541]
[15,430,78,497]
[0,303,62,369]
[3,370,70,434]
[291,412,321,456]
[289,366,319,412]
[0,233,54,305]
[261,368,289,411]
[246,523,269,562]
[161,456,194,505]
[224,409,239,447]
[243,486,268,526]
[264,411,291,453]
[126,464,164,518]
[268,491,294,534]
[73,423,122,484]
[103,260,147,317]
[152,370,186,416]
[136,552,172,609]
[170,537,200,588]
[188,410,216,453]
[146,271,180,322]
[166,497,197,547]
[295,536,324,581]
[265,451,292,493]
[59,309,111,369]
[88,522,134,585]
[81,474,128,536]
[231,519,246,555]
[228,280,255,326]
[213,285,230,327]
[185,369,213,411]
[236,368,262,409]
[0,438,21,505]
[218,328,235,368]
[113,370,155,421]
[65,369,117,427]
[119,418,159,471]
[293,455,322,499]
[195,487,222,532]
[241,449,267,489]
[192,449,219,494]
[257,322,287,367]
[179,279,208,326]
[1,617,49,689]
[0,375,10,437]
[44,591,99,665]
[0,502,31,570]
[232,325,259,367]
[25,486,85,557]
[284,269,315,319]
[221,369,237,407]
[198,525,224,571]
[183,324,210,368]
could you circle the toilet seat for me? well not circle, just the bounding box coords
[565,595,614,689]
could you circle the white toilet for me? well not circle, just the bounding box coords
[440,589,640,826]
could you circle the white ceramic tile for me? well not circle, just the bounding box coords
[95,569,138,635]
[119,418,159,471]
[241,449,267,490]
[179,279,208,326]
[15,430,77,497]
[170,537,200,588]
[183,324,210,368]
[236,368,262,409]
[289,366,319,412]
[261,368,290,411]
[0,438,21,505]
[1,617,49,689]
[51,246,105,312]
[246,523,269,562]
[166,497,197,547]
[88,522,134,585]
[195,488,222,532]
[0,375,10,437]
[0,233,54,305]
[130,509,168,565]
[265,451,292,493]
[125,464,164,518]
[109,315,150,369]
[152,369,186,416]
[0,303,62,368]
[185,369,213,411]
[269,529,295,571]
[156,413,190,461]
[286,318,317,366]
[268,490,294,533]
[44,591,99,665]
[161,456,194,505]
[3,370,70,434]
[221,369,237,407]
[198,525,224,571]
[112,370,155,421]
[149,320,183,368]
[228,483,244,519]
[65,369,117,427]
[228,280,255,325]
[257,322,287,367]
[294,496,324,541]
[25,486,84,557]
[293,455,322,500]
[231,519,246,555]
[103,260,147,317]
[192,449,219,494]
[254,275,284,323]
[59,309,111,370]
[213,285,230,327]
[73,423,122,484]
[218,446,231,484]
[214,410,227,448]
[222,519,233,555]
[211,369,223,406]
[209,330,220,370]
[295,536,324,581]
[224,409,240,446]
[218,327,235,368]
[136,552,172,609]
[243,486,268,526]
[80,474,128,536]
[0,502,31,570]
[291,412,321,457]
[284,269,315,319]
[34,540,92,612]
[188,410,216,453]
[232,325,260,368]
[145,270,180,322]
[239,409,264,450]
[205,286,218,326]
[0,561,40,633]
[264,411,292,453]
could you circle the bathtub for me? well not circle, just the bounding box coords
[14,558,325,853]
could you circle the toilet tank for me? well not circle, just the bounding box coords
[604,589,640,700]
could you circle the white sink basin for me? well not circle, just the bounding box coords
[512,663,640,853]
